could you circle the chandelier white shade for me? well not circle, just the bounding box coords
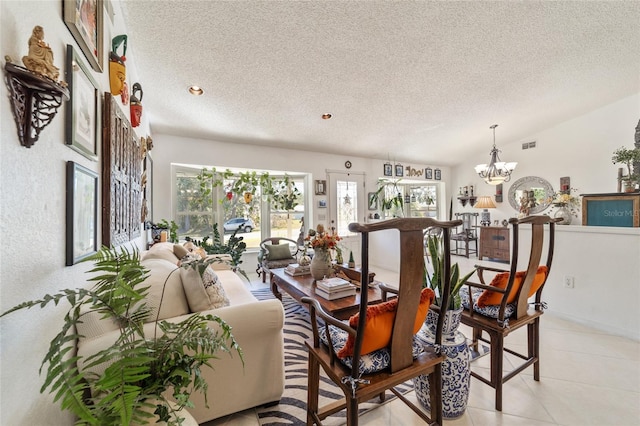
[475,124,517,185]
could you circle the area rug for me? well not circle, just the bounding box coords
[252,288,412,426]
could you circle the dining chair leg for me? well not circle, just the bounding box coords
[429,366,443,425]
[490,331,504,411]
[530,319,541,381]
[471,327,482,353]
[307,354,320,425]
[346,396,359,426]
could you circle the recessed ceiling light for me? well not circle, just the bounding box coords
[322,113,332,120]
[188,85,204,96]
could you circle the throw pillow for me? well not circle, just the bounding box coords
[336,287,435,358]
[265,243,294,261]
[180,265,230,312]
[477,265,548,308]
[173,244,188,260]
[139,258,190,320]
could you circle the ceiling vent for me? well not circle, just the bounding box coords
[522,141,537,150]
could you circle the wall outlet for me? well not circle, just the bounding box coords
[563,275,575,289]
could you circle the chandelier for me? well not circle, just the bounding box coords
[474,124,517,185]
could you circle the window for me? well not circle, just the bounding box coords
[374,179,441,220]
[335,179,359,236]
[173,165,308,248]
[175,168,217,238]
[406,184,438,218]
[268,178,305,242]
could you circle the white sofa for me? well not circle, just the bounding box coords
[76,242,285,423]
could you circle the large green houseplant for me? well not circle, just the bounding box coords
[185,224,249,280]
[424,234,476,310]
[0,247,242,425]
[369,179,405,217]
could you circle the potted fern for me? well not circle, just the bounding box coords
[0,247,242,425]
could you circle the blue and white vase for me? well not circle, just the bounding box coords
[413,307,470,419]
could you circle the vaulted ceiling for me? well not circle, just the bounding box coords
[120,1,640,166]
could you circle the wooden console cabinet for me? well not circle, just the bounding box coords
[479,226,510,262]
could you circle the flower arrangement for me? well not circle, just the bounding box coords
[547,189,581,219]
[305,224,341,251]
[549,190,581,207]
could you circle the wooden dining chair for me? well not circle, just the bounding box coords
[459,215,560,411]
[450,212,479,258]
[302,217,462,425]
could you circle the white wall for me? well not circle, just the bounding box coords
[0,2,149,424]
[150,133,451,235]
[451,94,640,222]
[452,94,640,339]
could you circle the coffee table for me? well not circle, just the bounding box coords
[270,268,385,320]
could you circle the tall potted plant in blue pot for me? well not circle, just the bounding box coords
[414,234,476,419]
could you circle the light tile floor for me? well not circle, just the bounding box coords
[205,261,640,426]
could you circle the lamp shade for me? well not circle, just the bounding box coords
[474,196,497,209]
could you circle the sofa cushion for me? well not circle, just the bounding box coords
[215,270,256,305]
[265,244,294,261]
[181,265,230,312]
[140,258,190,321]
[142,242,180,264]
[477,265,548,307]
[205,254,234,271]
[337,287,434,358]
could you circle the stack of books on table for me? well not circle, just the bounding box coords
[284,263,311,276]
[315,277,356,300]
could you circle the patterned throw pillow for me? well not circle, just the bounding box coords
[180,265,230,312]
[459,286,516,319]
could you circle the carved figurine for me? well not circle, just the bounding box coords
[22,26,60,81]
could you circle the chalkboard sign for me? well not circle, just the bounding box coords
[582,194,639,227]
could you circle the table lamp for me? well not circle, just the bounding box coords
[475,196,497,226]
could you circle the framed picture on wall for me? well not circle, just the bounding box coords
[434,168,441,180]
[383,163,393,176]
[141,152,153,223]
[66,161,98,266]
[425,167,433,179]
[65,45,99,161]
[63,0,104,72]
[315,179,326,195]
[395,164,404,177]
[368,192,378,210]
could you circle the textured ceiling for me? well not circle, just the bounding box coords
[120,1,640,166]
